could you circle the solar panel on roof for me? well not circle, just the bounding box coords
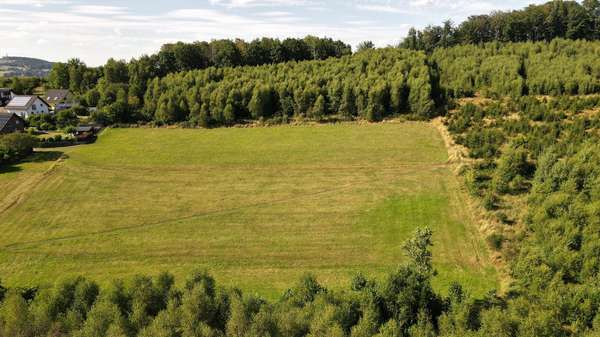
[7,97,31,107]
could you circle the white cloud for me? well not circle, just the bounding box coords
[356,4,410,13]
[166,8,258,24]
[70,5,128,15]
[208,0,317,8]
[355,0,512,16]
[0,0,70,6]
[255,10,294,17]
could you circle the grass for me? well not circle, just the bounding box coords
[0,122,497,298]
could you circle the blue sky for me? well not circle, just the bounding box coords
[0,0,546,66]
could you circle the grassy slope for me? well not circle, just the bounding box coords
[0,123,497,298]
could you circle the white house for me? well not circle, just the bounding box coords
[5,96,51,119]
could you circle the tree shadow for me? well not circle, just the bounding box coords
[25,151,66,163]
[0,165,22,174]
[0,151,67,175]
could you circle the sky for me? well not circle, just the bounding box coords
[0,0,547,66]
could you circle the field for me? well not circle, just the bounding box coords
[0,122,497,298]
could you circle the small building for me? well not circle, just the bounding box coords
[0,88,15,107]
[5,96,51,119]
[73,125,98,142]
[0,113,26,134]
[45,89,74,111]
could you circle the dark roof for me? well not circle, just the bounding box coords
[0,113,23,131]
[45,89,71,104]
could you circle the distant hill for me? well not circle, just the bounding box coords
[0,56,53,77]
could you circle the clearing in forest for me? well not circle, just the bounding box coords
[0,122,497,298]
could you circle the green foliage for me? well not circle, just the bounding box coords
[445,92,600,336]
[140,48,435,126]
[403,227,434,274]
[434,39,600,99]
[491,142,532,194]
[486,233,505,251]
[402,0,600,51]
[0,291,31,337]
[0,77,44,95]
[0,133,37,165]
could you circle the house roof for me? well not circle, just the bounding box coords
[45,89,71,104]
[75,126,94,132]
[6,95,50,110]
[0,113,23,131]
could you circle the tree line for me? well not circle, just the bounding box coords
[43,48,438,127]
[38,38,600,129]
[400,0,600,52]
[46,36,352,98]
[133,48,437,127]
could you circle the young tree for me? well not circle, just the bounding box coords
[0,291,32,337]
[48,62,70,89]
[103,59,129,84]
[357,41,375,52]
[312,95,327,120]
[339,84,357,119]
[403,227,434,274]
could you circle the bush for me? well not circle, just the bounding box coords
[28,113,57,131]
[492,143,532,194]
[0,133,37,165]
[495,212,511,225]
[482,192,498,211]
[487,233,505,251]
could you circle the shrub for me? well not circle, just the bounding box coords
[482,192,498,211]
[0,133,37,165]
[486,233,505,251]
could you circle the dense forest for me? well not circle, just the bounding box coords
[400,0,600,51]
[433,39,600,98]
[60,38,600,128]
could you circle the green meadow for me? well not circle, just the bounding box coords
[0,122,497,298]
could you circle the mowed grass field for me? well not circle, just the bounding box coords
[0,122,497,298]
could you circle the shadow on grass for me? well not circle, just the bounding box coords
[0,151,67,175]
[0,165,22,174]
[25,151,66,163]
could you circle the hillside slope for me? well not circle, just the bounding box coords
[0,56,53,77]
